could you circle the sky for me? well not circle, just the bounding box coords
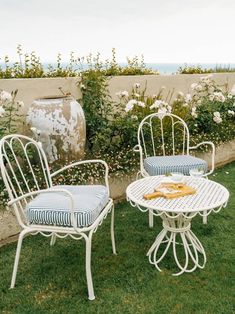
[0,0,235,63]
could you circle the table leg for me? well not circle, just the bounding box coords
[149,210,154,228]
[147,213,207,275]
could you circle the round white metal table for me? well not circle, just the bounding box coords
[126,176,229,275]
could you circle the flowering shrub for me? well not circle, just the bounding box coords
[177,64,214,74]
[77,74,234,185]
[178,64,235,74]
[0,46,156,78]
[0,90,25,205]
[0,89,24,136]
[172,75,235,146]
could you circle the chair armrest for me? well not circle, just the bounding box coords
[189,141,215,151]
[8,188,83,233]
[50,159,110,194]
[189,141,215,176]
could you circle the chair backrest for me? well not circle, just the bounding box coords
[0,134,52,218]
[137,113,190,158]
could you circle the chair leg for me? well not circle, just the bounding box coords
[149,210,154,228]
[10,229,29,289]
[203,211,208,224]
[50,233,57,246]
[111,205,117,255]
[85,232,95,301]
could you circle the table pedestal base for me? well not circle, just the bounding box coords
[147,214,207,275]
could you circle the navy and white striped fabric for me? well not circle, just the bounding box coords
[26,185,109,227]
[144,155,208,176]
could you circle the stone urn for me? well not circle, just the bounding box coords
[27,95,86,162]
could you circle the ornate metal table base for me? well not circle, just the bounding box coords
[147,213,206,276]
[126,176,229,275]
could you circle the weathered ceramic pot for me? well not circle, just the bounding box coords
[27,96,86,162]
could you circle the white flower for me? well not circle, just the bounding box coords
[116,90,129,98]
[133,83,140,89]
[150,99,171,114]
[191,83,203,91]
[213,92,225,103]
[121,91,129,97]
[150,100,167,110]
[208,86,215,94]
[213,116,222,124]
[167,105,172,113]
[158,107,167,116]
[137,101,145,108]
[228,110,235,116]
[150,99,172,118]
[0,106,5,117]
[195,84,203,91]
[213,112,222,123]
[0,90,12,102]
[150,100,160,109]
[230,84,235,96]
[193,94,200,101]
[184,93,192,103]
[213,111,221,118]
[200,74,213,83]
[125,99,137,112]
[17,100,24,107]
[191,83,198,90]
[209,94,214,101]
[191,107,198,118]
[134,93,140,98]
[80,83,86,90]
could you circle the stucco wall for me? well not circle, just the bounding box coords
[0,73,235,115]
[109,73,235,102]
[0,77,82,115]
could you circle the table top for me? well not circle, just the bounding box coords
[126,176,229,213]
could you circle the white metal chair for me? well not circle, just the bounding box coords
[134,113,215,226]
[0,134,116,301]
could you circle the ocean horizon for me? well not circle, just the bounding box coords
[145,63,235,74]
[1,62,235,75]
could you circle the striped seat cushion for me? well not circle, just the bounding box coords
[144,155,208,176]
[26,185,109,227]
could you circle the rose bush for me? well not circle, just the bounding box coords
[79,73,235,179]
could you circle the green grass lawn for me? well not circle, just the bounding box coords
[0,163,235,314]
